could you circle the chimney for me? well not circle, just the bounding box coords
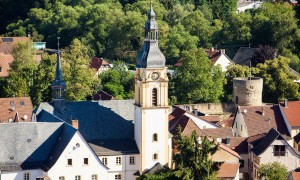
[262,107,265,116]
[284,99,288,108]
[211,47,214,52]
[220,49,225,54]
[193,109,198,116]
[72,119,79,129]
[225,137,230,146]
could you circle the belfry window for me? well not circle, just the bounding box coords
[152,88,158,106]
[153,133,158,142]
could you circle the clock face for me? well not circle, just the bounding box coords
[151,72,160,80]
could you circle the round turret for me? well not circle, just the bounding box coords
[233,77,263,106]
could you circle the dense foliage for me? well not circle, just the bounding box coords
[258,162,289,180]
[138,130,219,180]
[1,0,300,103]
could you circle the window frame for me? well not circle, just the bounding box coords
[102,157,108,165]
[153,133,158,142]
[153,153,158,161]
[83,158,88,165]
[67,158,72,166]
[75,175,81,180]
[116,156,121,165]
[152,88,158,106]
[129,156,135,165]
[23,172,30,180]
[91,174,97,180]
[115,174,122,180]
[274,145,286,156]
[59,176,65,180]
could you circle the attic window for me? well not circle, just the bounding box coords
[274,145,286,156]
[20,100,25,106]
[2,37,13,42]
[10,101,15,107]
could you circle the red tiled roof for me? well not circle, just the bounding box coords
[205,48,222,63]
[201,128,233,139]
[280,101,300,127]
[224,137,248,154]
[221,114,235,128]
[0,53,13,77]
[217,163,240,178]
[199,115,220,123]
[246,133,266,144]
[219,143,241,159]
[0,97,33,123]
[237,105,290,137]
[90,57,110,70]
[292,172,300,180]
[169,107,187,129]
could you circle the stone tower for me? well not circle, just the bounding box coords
[134,2,170,173]
[233,77,263,106]
[52,51,66,112]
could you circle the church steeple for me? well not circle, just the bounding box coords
[136,1,165,68]
[51,49,66,111]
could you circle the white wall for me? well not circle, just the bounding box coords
[143,109,169,169]
[214,54,232,71]
[232,110,248,137]
[99,154,140,180]
[260,139,299,171]
[1,169,44,180]
[48,132,108,180]
[185,113,217,129]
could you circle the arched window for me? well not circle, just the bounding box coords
[152,88,158,106]
[153,133,158,142]
[153,153,158,160]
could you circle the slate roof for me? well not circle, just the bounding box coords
[232,47,259,65]
[217,163,240,178]
[235,105,290,137]
[0,97,33,122]
[280,101,300,127]
[35,100,139,156]
[0,122,76,172]
[251,128,299,156]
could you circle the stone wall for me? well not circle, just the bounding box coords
[176,102,235,115]
[233,77,263,106]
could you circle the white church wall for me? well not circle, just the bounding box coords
[1,169,44,180]
[47,131,108,180]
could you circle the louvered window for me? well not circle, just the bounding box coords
[152,88,157,106]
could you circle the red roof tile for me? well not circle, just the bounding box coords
[90,57,110,70]
[217,163,240,178]
[292,172,300,180]
[219,143,241,159]
[246,133,266,144]
[199,115,220,123]
[237,105,290,137]
[280,101,300,127]
[0,53,13,77]
[224,137,248,154]
[0,97,33,123]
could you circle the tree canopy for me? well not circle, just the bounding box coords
[258,162,289,180]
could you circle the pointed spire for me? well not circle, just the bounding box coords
[55,51,64,81]
[136,1,165,68]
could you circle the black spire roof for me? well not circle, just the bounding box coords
[52,51,66,87]
[136,1,165,68]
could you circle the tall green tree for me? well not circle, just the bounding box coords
[62,38,99,101]
[258,162,289,180]
[173,48,224,103]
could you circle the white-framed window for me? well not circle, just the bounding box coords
[129,156,135,165]
[75,175,81,180]
[91,174,97,180]
[115,174,122,180]
[84,158,88,165]
[102,157,107,165]
[116,157,121,165]
[153,153,158,161]
[59,177,65,180]
[67,158,72,166]
[153,133,158,142]
[23,172,30,180]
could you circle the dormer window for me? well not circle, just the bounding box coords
[152,88,157,106]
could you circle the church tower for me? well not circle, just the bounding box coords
[51,51,66,112]
[134,2,170,173]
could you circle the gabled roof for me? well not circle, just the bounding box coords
[0,122,76,172]
[223,137,248,154]
[35,100,139,156]
[219,143,241,159]
[232,47,260,65]
[252,128,299,156]
[246,133,266,144]
[217,163,240,178]
[93,90,114,100]
[0,97,33,122]
[280,101,300,127]
[235,105,290,137]
[0,52,13,77]
[90,57,111,70]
